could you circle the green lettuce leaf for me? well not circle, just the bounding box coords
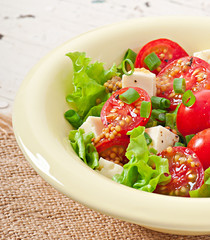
[113,126,171,192]
[69,128,99,169]
[83,101,105,121]
[86,61,118,85]
[189,167,210,197]
[66,52,118,121]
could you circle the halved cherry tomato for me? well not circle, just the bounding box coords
[176,90,210,136]
[154,147,204,197]
[95,134,130,166]
[157,57,210,110]
[135,38,188,75]
[101,87,151,135]
[188,128,210,170]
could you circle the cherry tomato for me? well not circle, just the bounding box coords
[154,147,204,197]
[135,38,188,75]
[157,57,210,110]
[188,128,210,170]
[176,90,210,136]
[95,134,130,166]
[101,87,151,135]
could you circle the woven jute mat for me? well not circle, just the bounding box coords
[1,114,210,240]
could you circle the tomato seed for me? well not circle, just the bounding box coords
[110,152,116,159]
[115,125,121,132]
[188,174,196,181]
[120,120,125,126]
[174,154,180,162]
[180,186,187,194]
[191,162,195,168]
[166,146,173,153]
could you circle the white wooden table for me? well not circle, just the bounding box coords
[1,0,210,115]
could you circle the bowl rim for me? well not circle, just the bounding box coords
[13,16,210,235]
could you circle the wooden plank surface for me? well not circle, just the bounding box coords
[1,0,210,114]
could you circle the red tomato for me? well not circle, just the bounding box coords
[101,87,151,135]
[157,57,210,110]
[95,134,130,166]
[154,147,204,197]
[188,128,210,170]
[135,38,188,75]
[176,90,210,136]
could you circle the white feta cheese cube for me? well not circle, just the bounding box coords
[145,126,179,153]
[193,49,210,64]
[122,68,156,97]
[79,116,104,138]
[96,157,123,179]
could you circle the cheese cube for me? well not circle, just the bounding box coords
[193,49,210,64]
[79,116,104,138]
[145,126,179,153]
[122,68,156,97]
[96,157,123,179]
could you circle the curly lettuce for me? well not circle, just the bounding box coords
[69,128,99,169]
[113,126,171,192]
[189,167,210,197]
[65,52,118,123]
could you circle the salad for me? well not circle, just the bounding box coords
[64,38,210,198]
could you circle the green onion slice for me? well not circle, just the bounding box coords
[151,96,171,109]
[124,49,137,63]
[145,118,158,128]
[122,59,134,76]
[144,52,161,71]
[151,109,166,122]
[175,142,185,147]
[119,88,140,104]
[144,132,152,145]
[149,148,158,155]
[182,90,196,107]
[186,134,195,145]
[140,101,151,118]
[165,113,176,129]
[64,109,83,129]
[173,78,186,94]
[117,49,137,76]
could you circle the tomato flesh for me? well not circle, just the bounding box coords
[156,56,210,110]
[154,147,204,197]
[176,90,210,136]
[188,128,210,170]
[135,38,188,75]
[101,87,151,135]
[95,134,130,166]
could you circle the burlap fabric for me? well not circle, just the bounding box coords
[1,114,210,240]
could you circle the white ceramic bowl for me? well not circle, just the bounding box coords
[13,17,210,235]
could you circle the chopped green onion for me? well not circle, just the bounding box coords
[175,142,185,147]
[144,132,152,145]
[165,113,176,129]
[122,59,134,76]
[151,109,167,122]
[151,96,171,109]
[146,118,158,128]
[186,134,195,145]
[173,78,186,94]
[124,49,137,63]
[144,52,161,71]
[182,90,196,107]
[140,101,151,118]
[64,109,83,129]
[117,49,137,76]
[119,88,140,104]
[149,148,158,155]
